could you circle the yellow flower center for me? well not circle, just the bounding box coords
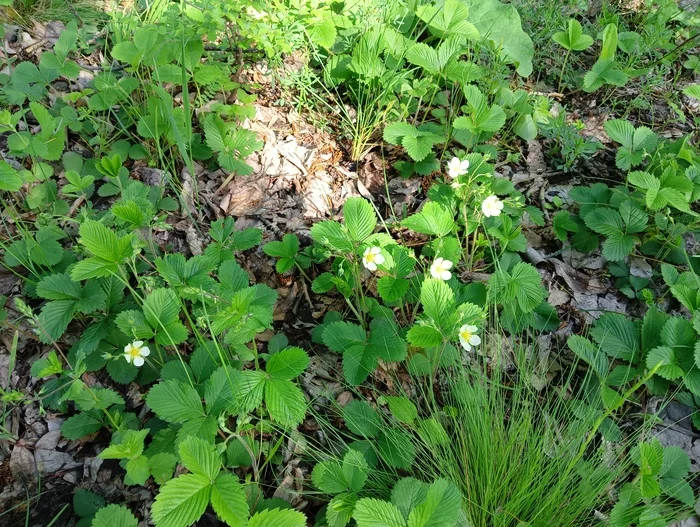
[127,346,141,358]
[460,330,472,341]
[365,253,376,263]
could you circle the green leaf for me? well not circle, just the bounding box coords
[310,221,354,252]
[149,453,178,485]
[248,508,307,527]
[210,473,248,527]
[354,499,407,527]
[647,346,685,380]
[343,344,379,386]
[421,279,455,322]
[266,347,310,380]
[62,412,102,439]
[682,84,700,100]
[37,300,76,343]
[368,318,407,362]
[343,400,381,437]
[125,455,150,485]
[553,19,593,51]
[100,429,148,460]
[660,446,690,480]
[552,211,579,241]
[0,161,23,191]
[391,478,429,519]
[600,23,618,61]
[264,377,307,427]
[401,203,454,237]
[151,473,211,527]
[73,489,105,518]
[263,234,299,258]
[567,336,608,378]
[604,119,634,149]
[377,277,410,303]
[416,1,479,39]
[407,479,462,527]
[178,437,221,481]
[323,322,367,354]
[407,325,443,348]
[78,220,132,263]
[386,396,417,424]
[344,198,376,242]
[591,313,639,361]
[91,504,139,527]
[463,0,534,76]
[146,380,205,423]
[378,429,415,469]
[583,59,627,92]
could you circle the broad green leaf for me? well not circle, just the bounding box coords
[91,504,138,527]
[210,473,248,527]
[660,446,690,480]
[583,59,627,92]
[463,0,534,76]
[344,197,376,242]
[416,1,479,39]
[310,220,354,252]
[323,322,367,355]
[553,19,593,51]
[353,498,407,527]
[646,346,684,380]
[61,412,102,439]
[391,478,429,519]
[407,479,461,527]
[342,400,381,438]
[248,508,307,527]
[377,277,410,302]
[0,161,22,191]
[343,344,379,386]
[264,377,307,427]
[146,380,205,423]
[590,313,639,361]
[385,396,417,424]
[267,346,310,380]
[100,429,148,460]
[600,23,618,61]
[401,202,454,237]
[567,336,608,378]
[378,429,415,469]
[125,455,150,485]
[74,489,105,518]
[367,318,407,362]
[78,220,132,263]
[421,279,455,322]
[178,437,221,480]
[151,473,211,527]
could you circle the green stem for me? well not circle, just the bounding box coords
[558,50,571,93]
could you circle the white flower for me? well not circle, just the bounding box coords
[362,246,385,272]
[481,195,504,217]
[446,157,470,179]
[430,257,453,281]
[124,340,150,367]
[458,324,481,351]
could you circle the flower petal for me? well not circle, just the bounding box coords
[133,356,145,367]
[124,354,132,364]
[140,347,151,357]
[470,335,481,346]
[133,341,143,348]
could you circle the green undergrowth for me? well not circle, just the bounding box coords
[1,0,700,526]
